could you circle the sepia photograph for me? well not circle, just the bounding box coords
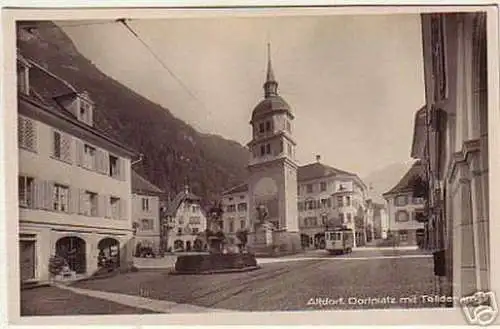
[2,3,499,326]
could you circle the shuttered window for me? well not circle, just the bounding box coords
[52,130,72,163]
[53,184,69,212]
[18,116,37,152]
[18,176,34,208]
[80,190,98,216]
[142,198,150,212]
[83,144,97,170]
[119,199,127,220]
[110,197,120,219]
[109,155,120,178]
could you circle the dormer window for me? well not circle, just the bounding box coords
[78,96,93,126]
[17,60,30,95]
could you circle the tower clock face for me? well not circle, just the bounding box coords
[253,177,278,198]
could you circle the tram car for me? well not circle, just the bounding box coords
[324,227,354,255]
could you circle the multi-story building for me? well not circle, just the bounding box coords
[131,170,164,256]
[297,155,369,248]
[17,52,137,283]
[220,155,371,249]
[382,161,426,246]
[220,184,249,244]
[163,185,207,252]
[411,12,489,304]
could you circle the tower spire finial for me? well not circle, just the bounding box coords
[266,42,275,83]
[264,42,278,98]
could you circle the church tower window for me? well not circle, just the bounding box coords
[265,121,271,132]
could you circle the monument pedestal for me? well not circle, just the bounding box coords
[248,224,301,257]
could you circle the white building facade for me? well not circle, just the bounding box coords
[383,161,426,246]
[132,171,164,255]
[18,54,136,283]
[412,12,490,304]
[220,184,249,244]
[164,186,208,252]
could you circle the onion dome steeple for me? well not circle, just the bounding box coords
[251,43,293,123]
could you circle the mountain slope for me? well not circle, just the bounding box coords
[16,21,250,205]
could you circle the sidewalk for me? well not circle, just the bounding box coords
[354,245,419,251]
[53,283,234,313]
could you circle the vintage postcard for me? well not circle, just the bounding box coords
[1,2,499,327]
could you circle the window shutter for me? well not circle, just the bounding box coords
[105,196,112,218]
[118,158,125,181]
[79,189,86,215]
[120,199,127,220]
[95,149,102,173]
[24,119,36,151]
[75,140,84,166]
[69,187,79,214]
[17,117,24,146]
[99,149,106,174]
[32,178,43,209]
[97,194,105,218]
[44,181,54,210]
[61,134,72,163]
[103,153,110,176]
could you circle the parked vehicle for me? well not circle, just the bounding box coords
[325,227,354,255]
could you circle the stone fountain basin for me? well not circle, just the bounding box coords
[171,253,259,275]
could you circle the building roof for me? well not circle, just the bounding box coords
[132,171,164,195]
[164,186,202,217]
[18,53,138,157]
[221,183,249,195]
[251,95,293,122]
[221,161,364,197]
[297,162,356,182]
[382,160,424,197]
[410,105,427,159]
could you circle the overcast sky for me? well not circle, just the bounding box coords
[58,13,425,178]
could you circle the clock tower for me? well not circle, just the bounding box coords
[247,44,300,253]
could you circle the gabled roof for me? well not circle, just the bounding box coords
[132,171,164,195]
[18,53,138,157]
[22,59,77,120]
[297,162,356,182]
[164,186,202,217]
[382,160,424,197]
[411,105,427,159]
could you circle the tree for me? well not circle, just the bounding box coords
[235,229,249,253]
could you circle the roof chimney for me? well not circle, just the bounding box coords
[316,155,321,162]
[184,184,189,195]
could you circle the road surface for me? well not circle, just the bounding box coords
[62,248,444,312]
